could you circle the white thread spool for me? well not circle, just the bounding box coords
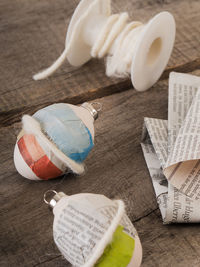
[34,0,176,92]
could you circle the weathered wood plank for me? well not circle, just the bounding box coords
[1,57,200,128]
[1,0,200,265]
[0,0,200,121]
[1,70,200,266]
[136,210,200,267]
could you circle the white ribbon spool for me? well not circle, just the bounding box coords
[34,0,176,92]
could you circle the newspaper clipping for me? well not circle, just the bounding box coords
[141,72,200,223]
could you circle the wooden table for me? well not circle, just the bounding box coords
[1,0,200,266]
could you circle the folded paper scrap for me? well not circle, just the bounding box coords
[141,72,200,223]
[44,191,142,267]
[14,102,98,180]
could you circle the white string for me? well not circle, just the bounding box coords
[82,200,125,267]
[33,49,69,80]
[33,10,144,80]
[91,13,129,58]
[91,12,144,77]
[33,0,99,81]
[91,14,120,58]
[106,21,143,77]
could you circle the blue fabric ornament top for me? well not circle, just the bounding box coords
[33,103,94,163]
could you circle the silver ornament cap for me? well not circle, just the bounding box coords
[81,102,102,120]
[44,190,67,209]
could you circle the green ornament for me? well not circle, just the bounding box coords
[95,225,135,267]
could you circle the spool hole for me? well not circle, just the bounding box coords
[146,37,162,65]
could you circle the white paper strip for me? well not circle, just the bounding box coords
[141,72,200,223]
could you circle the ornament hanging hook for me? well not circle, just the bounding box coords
[44,190,58,205]
[44,190,67,209]
[91,102,102,112]
[81,102,102,120]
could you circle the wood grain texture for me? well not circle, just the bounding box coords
[136,210,200,267]
[1,70,200,266]
[0,0,200,122]
[1,0,200,266]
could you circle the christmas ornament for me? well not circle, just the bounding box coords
[33,0,175,92]
[44,190,143,267]
[14,102,100,180]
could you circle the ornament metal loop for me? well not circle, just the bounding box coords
[81,102,101,120]
[44,190,58,205]
[91,102,102,112]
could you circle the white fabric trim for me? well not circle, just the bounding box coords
[82,200,125,267]
[22,115,85,175]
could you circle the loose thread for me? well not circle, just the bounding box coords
[33,10,144,80]
[33,49,69,80]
